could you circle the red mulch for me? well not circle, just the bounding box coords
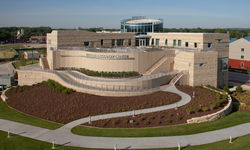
[6,84,180,124]
[83,85,228,128]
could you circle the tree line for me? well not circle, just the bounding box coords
[0,26,249,42]
[0,27,52,42]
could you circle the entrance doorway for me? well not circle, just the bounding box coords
[139,39,146,47]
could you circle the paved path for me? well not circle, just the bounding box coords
[0,85,249,149]
[0,119,250,149]
[61,85,191,129]
[0,62,14,75]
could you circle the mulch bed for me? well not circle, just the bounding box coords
[83,86,228,128]
[6,83,180,124]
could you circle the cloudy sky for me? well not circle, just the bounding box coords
[0,0,249,29]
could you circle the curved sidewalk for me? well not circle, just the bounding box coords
[60,85,191,130]
[0,119,249,149]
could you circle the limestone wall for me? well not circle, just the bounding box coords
[187,90,233,124]
[17,69,174,97]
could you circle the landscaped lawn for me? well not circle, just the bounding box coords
[71,112,250,137]
[12,59,39,69]
[0,130,250,150]
[0,44,23,59]
[0,101,61,130]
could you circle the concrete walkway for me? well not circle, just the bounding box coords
[61,85,191,130]
[0,119,250,149]
[1,85,249,149]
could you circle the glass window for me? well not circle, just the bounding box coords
[165,39,168,45]
[111,39,115,47]
[241,62,244,68]
[185,42,189,47]
[156,39,160,46]
[84,42,89,46]
[173,40,176,46]
[241,55,244,59]
[194,42,197,48]
[151,38,154,45]
[178,40,181,46]
[100,39,103,46]
[128,39,131,46]
[241,48,244,52]
[208,43,212,48]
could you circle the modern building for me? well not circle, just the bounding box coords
[17,17,230,97]
[23,51,40,59]
[29,36,46,43]
[229,37,250,70]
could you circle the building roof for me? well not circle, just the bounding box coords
[243,37,250,42]
[230,37,250,43]
[126,19,162,24]
[230,38,238,43]
[24,51,39,54]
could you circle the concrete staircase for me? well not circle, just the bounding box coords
[169,72,184,85]
[145,55,169,75]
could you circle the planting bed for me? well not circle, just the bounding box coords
[83,86,228,128]
[231,91,250,112]
[6,83,180,124]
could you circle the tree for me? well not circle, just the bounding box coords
[223,84,229,93]
[236,84,243,93]
[247,67,250,79]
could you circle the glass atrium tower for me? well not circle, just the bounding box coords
[121,16,163,34]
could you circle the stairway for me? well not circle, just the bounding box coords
[145,55,169,75]
[169,72,184,85]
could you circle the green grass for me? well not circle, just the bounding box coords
[72,112,250,137]
[0,130,250,150]
[0,101,61,130]
[12,59,39,69]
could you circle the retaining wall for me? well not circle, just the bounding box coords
[187,88,233,124]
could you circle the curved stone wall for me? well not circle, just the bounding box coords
[17,69,176,97]
[187,90,233,124]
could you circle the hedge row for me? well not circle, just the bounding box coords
[58,67,140,78]
[42,79,74,94]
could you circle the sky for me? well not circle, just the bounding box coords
[0,0,249,29]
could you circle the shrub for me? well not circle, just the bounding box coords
[194,107,200,113]
[210,103,217,110]
[202,106,209,112]
[43,80,74,94]
[168,113,173,117]
[121,108,127,112]
[138,116,145,121]
[159,115,164,119]
[149,116,155,120]
[177,116,183,120]
[157,121,162,125]
[236,85,243,93]
[186,108,191,115]
[123,120,129,124]
[223,84,229,93]
[166,119,172,123]
[132,122,138,127]
[112,121,119,125]
[144,121,150,125]
[216,93,221,100]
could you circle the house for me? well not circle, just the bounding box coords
[229,37,250,70]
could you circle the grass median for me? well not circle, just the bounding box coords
[0,130,249,150]
[71,111,250,137]
[0,101,61,130]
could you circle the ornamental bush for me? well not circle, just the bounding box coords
[223,84,229,93]
[236,85,243,93]
[166,119,172,123]
[144,121,150,125]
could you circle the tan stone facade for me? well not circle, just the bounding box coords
[17,30,229,95]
